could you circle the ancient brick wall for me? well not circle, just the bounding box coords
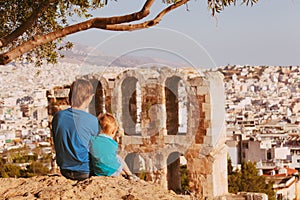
[47,66,228,199]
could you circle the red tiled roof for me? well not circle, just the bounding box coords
[285,167,298,175]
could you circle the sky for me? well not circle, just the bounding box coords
[68,0,300,69]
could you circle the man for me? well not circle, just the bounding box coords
[52,79,99,180]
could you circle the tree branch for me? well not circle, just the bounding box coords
[0,0,188,65]
[104,0,189,31]
[92,0,155,26]
[0,0,53,48]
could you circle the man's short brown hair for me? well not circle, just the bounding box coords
[98,113,118,134]
[69,79,94,107]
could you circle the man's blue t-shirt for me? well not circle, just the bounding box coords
[52,108,98,173]
[90,134,121,176]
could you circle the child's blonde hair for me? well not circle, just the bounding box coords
[98,113,118,134]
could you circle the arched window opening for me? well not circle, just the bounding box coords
[165,77,187,135]
[89,79,105,116]
[125,153,145,177]
[122,77,141,135]
[178,80,188,134]
[167,152,189,194]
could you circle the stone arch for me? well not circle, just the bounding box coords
[112,69,146,136]
[88,78,106,116]
[165,76,188,135]
[166,151,187,193]
[121,76,142,136]
[165,76,180,135]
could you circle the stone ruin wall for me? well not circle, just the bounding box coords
[47,66,228,199]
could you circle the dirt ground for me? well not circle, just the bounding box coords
[0,175,191,200]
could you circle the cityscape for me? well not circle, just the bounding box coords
[1,1,299,199]
[0,61,299,199]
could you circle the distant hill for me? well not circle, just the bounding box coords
[0,43,189,98]
[59,43,187,68]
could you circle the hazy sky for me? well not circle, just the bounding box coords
[68,0,300,69]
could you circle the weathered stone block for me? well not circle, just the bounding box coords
[205,94,210,103]
[197,95,206,103]
[131,136,145,145]
[202,103,211,113]
[108,81,114,88]
[164,135,175,144]
[197,86,209,95]
[204,120,211,129]
[188,77,204,86]
[204,136,212,145]
[190,157,211,174]
[195,135,204,144]
[120,136,131,144]
[121,136,144,145]
[174,135,188,144]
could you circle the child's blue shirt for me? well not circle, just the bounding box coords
[90,133,121,176]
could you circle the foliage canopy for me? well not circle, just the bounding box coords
[0,0,258,66]
[228,159,275,200]
[0,153,50,178]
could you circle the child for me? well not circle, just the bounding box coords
[90,113,138,180]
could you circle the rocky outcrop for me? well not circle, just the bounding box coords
[0,175,191,200]
[216,192,268,200]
